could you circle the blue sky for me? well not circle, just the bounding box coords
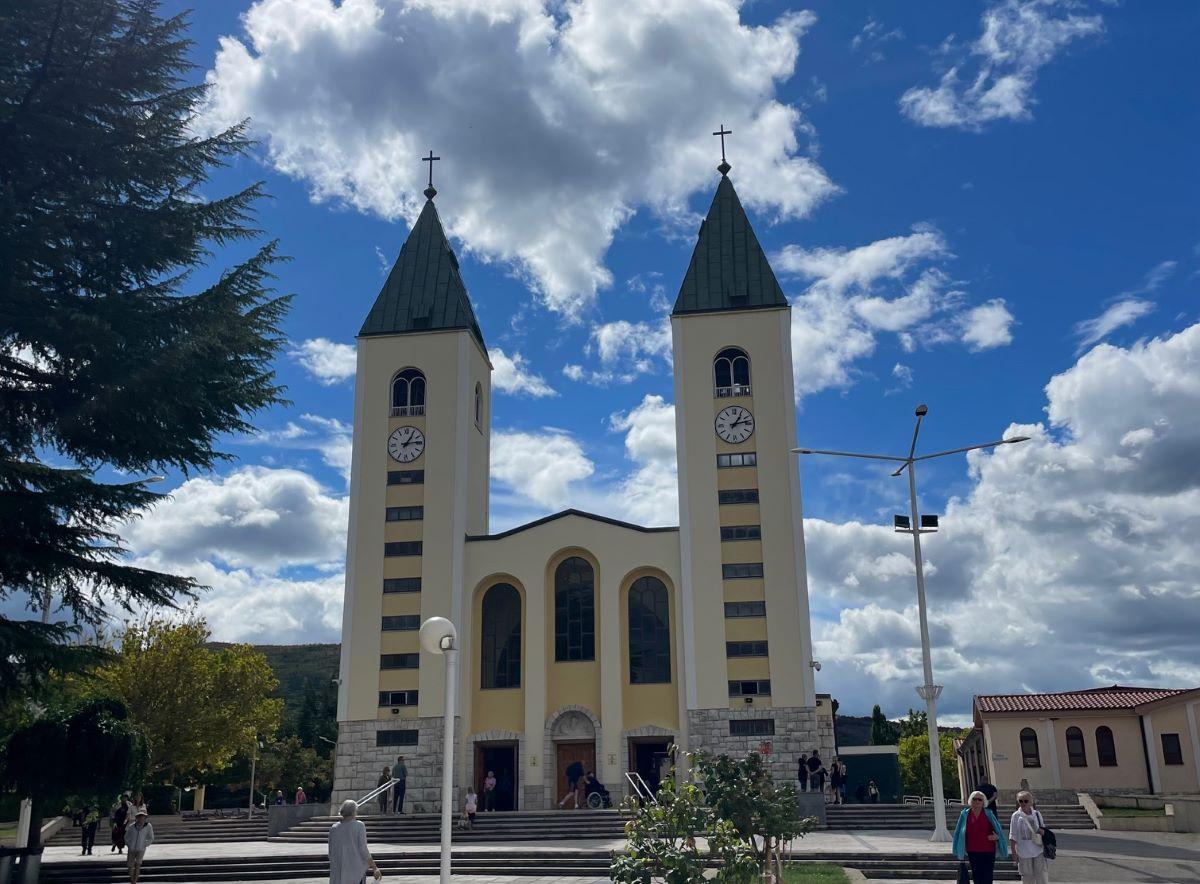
[91,0,1200,718]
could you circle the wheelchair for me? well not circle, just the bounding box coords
[584,784,612,809]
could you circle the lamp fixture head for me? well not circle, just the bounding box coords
[915,404,929,417]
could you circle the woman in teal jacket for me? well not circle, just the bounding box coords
[953,790,1010,884]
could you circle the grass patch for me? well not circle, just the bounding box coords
[781,863,851,883]
[1102,807,1165,818]
[0,823,18,846]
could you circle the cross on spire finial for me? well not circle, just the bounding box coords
[712,124,732,175]
[422,149,441,200]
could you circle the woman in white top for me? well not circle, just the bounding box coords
[329,800,382,884]
[1008,790,1049,884]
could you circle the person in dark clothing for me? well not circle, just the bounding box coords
[81,804,100,855]
[110,795,130,853]
[978,780,999,814]
[855,783,868,804]
[805,751,824,801]
[797,755,809,792]
[559,759,585,808]
[867,779,880,804]
[391,756,408,814]
[376,766,391,814]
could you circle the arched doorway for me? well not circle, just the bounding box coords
[550,709,596,809]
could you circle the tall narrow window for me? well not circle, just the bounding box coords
[480,583,521,689]
[1162,733,1184,765]
[1066,726,1087,767]
[1020,727,1041,768]
[1096,726,1117,766]
[554,556,595,661]
[391,368,427,416]
[628,576,670,684]
[713,347,751,397]
[474,382,483,428]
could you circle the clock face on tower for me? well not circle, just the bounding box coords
[387,426,425,463]
[714,405,755,444]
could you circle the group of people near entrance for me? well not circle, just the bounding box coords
[797,749,861,804]
[86,794,154,883]
[557,759,611,809]
[953,785,1055,884]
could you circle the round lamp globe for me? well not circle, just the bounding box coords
[419,616,457,655]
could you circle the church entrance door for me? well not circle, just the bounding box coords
[555,742,595,808]
[475,742,518,811]
[629,739,672,799]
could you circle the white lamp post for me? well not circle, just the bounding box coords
[794,404,1028,842]
[420,616,459,884]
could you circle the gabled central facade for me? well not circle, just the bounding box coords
[334,166,833,812]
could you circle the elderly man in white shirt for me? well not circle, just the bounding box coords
[329,800,382,884]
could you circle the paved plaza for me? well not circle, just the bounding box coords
[41,828,1200,883]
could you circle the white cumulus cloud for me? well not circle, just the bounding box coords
[900,0,1103,131]
[489,348,557,398]
[289,338,357,385]
[960,299,1015,351]
[201,0,837,318]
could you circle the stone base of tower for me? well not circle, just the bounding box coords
[686,706,835,787]
[331,716,459,813]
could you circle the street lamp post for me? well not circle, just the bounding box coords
[420,616,459,884]
[793,404,1028,842]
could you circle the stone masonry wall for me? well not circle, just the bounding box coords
[332,717,459,813]
[686,706,835,787]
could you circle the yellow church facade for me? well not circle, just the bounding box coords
[333,165,834,811]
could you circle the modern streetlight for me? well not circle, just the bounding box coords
[420,616,459,884]
[793,404,1028,842]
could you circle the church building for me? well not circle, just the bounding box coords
[333,153,835,811]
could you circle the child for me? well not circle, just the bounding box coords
[462,787,477,829]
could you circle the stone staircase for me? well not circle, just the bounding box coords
[46,816,269,847]
[271,809,628,844]
[825,802,1094,831]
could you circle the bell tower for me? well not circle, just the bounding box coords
[671,149,830,778]
[334,171,492,807]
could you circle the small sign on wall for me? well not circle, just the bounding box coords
[992,754,1008,761]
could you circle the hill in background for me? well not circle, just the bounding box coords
[209,642,339,725]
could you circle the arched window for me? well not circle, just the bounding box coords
[554,556,595,662]
[480,583,520,689]
[1020,727,1041,768]
[1066,726,1087,767]
[713,347,751,397]
[391,368,426,416]
[474,383,482,428]
[628,576,671,684]
[1096,726,1117,766]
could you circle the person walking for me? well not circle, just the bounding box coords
[275,790,285,806]
[391,755,407,814]
[867,779,880,804]
[483,770,497,812]
[1009,790,1050,884]
[953,790,1008,884]
[125,806,154,884]
[978,779,999,814]
[829,757,846,805]
[376,766,392,814]
[295,785,307,805]
[797,754,809,792]
[329,800,382,884]
[463,787,478,829]
[81,803,100,855]
[804,751,822,799]
[110,794,131,854]
[559,759,584,809]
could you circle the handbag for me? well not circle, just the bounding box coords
[956,860,970,884]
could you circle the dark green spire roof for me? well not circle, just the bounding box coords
[360,198,485,348]
[672,173,788,316]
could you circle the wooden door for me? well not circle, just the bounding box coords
[555,741,595,806]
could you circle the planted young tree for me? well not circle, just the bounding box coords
[898,732,961,800]
[0,698,149,850]
[0,0,290,695]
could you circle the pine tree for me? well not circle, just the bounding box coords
[869,704,899,745]
[0,0,290,698]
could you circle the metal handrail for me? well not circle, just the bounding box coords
[624,772,658,806]
[356,778,398,807]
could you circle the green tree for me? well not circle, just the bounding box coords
[869,704,899,745]
[90,619,282,783]
[257,736,333,800]
[0,0,290,694]
[897,708,929,739]
[0,698,149,849]
[898,732,961,799]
